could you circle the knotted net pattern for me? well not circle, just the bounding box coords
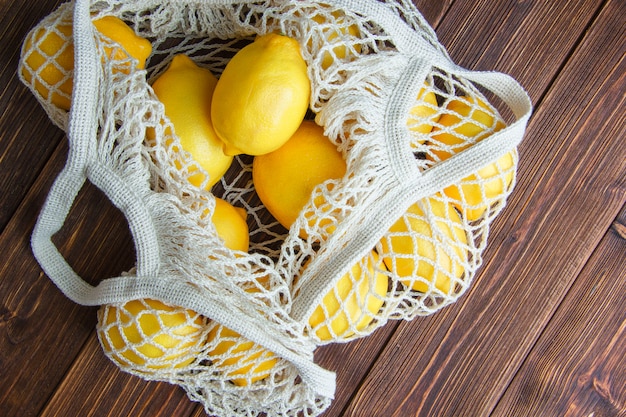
[20,0,529,415]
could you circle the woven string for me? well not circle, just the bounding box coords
[23,0,532,415]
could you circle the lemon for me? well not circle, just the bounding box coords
[431,96,515,221]
[209,197,249,252]
[203,199,276,386]
[206,276,277,387]
[408,86,439,137]
[211,33,310,156]
[310,9,362,69]
[206,325,278,386]
[93,15,152,73]
[97,299,205,372]
[379,197,468,294]
[97,197,248,372]
[21,15,152,110]
[151,54,233,189]
[253,120,346,235]
[307,251,388,341]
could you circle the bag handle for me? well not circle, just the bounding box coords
[31,0,105,301]
[34,164,337,398]
[292,2,532,323]
[30,0,161,307]
[294,66,531,324]
[30,0,336,399]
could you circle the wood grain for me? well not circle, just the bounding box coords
[492,205,626,416]
[0,0,65,231]
[0,0,624,416]
[0,142,137,417]
[40,332,197,417]
[338,0,626,415]
[412,0,453,27]
[435,0,605,99]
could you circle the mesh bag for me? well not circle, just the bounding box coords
[20,0,532,415]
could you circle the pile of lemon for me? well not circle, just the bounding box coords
[22,14,513,386]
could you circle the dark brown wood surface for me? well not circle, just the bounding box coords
[1,1,624,416]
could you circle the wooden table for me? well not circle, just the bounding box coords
[1,0,624,416]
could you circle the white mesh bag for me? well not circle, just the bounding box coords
[20,0,532,415]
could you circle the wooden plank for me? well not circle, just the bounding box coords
[492,206,626,416]
[0,141,137,417]
[312,0,615,415]
[413,0,453,27]
[40,332,197,417]
[0,0,65,231]
[304,1,612,410]
[1,2,621,417]
[436,0,604,99]
[337,0,626,415]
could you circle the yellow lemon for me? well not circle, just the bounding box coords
[408,86,440,137]
[97,299,205,372]
[97,197,248,372]
[310,9,362,69]
[431,96,515,221]
[21,15,152,110]
[253,120,346,235]
[209,197,249,252]
[379,197,468,294]
[308,251,388,341]
[206,276,276,387]
[93,16,152,72]
[206,325,278,386]
[211,33,310,156]
[151,54,233,189]
[204,198,275,386]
